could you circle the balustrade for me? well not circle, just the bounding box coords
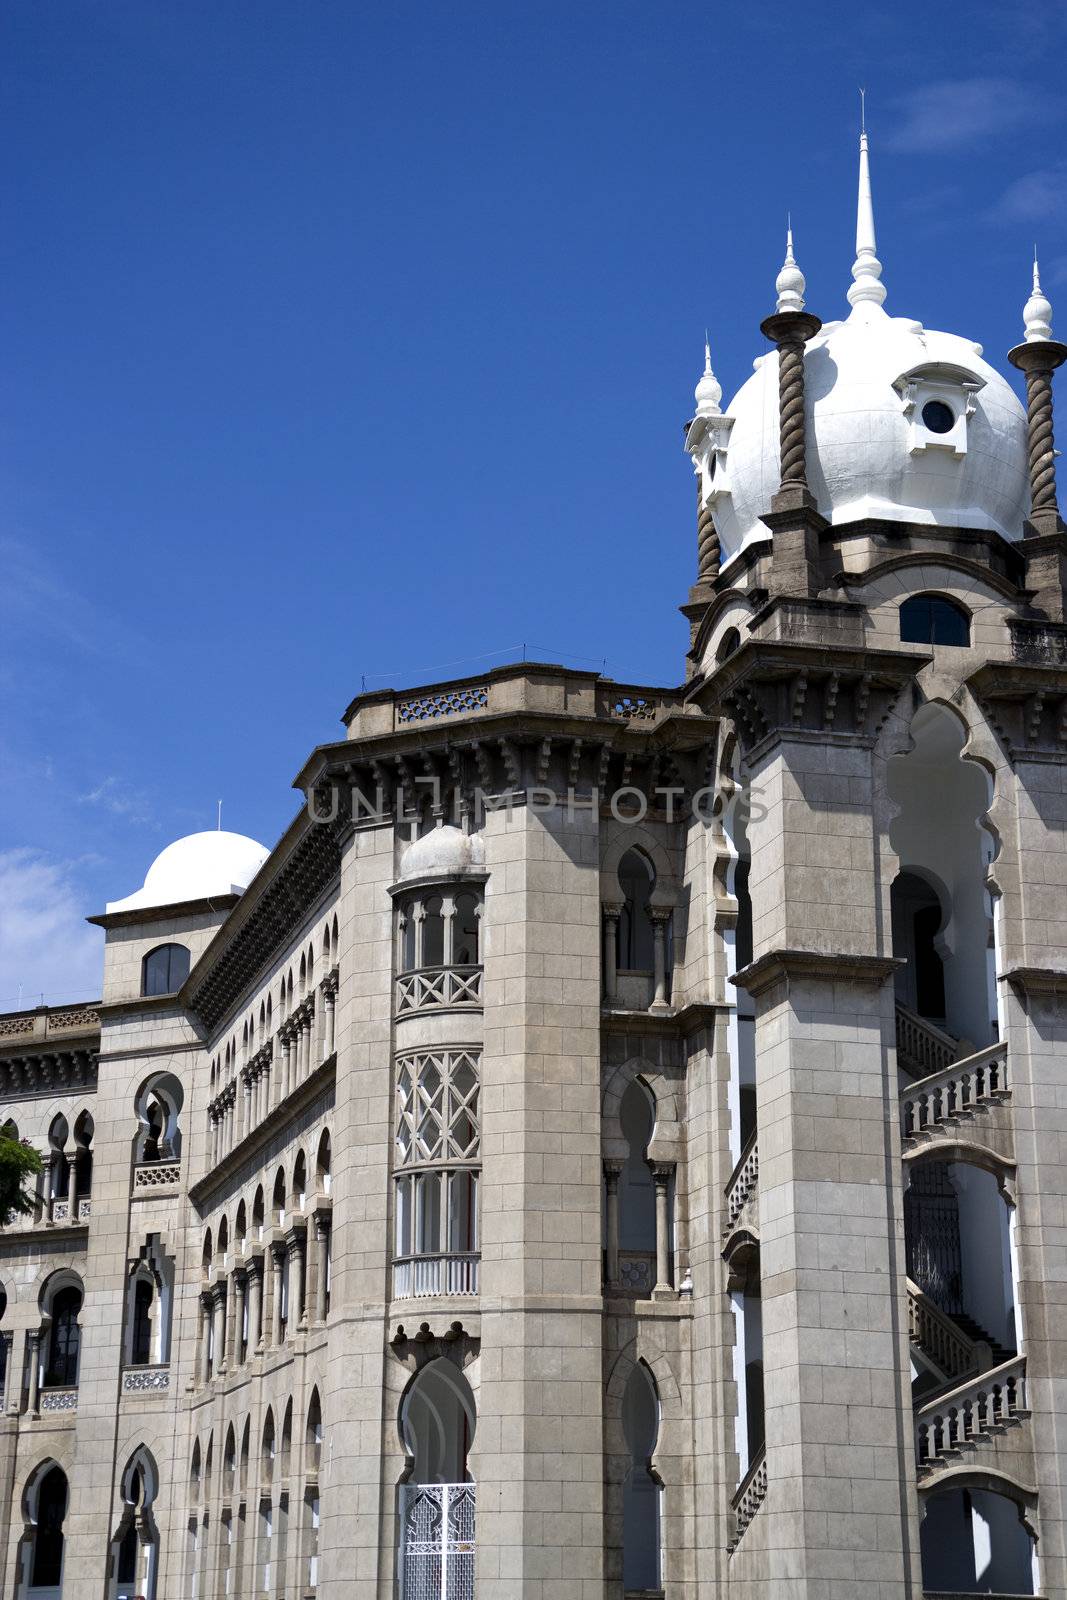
[895,1001,960,1078]
[902,1042,1008,1137]
[395,965,483,1017]
[907,1280,979,1381]
[730,1445,768,1548]
[724,1132,759,1235]
[915,1355,1028,1471]
[394,1253,479,1300]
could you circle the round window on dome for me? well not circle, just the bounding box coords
[921,399,955,435]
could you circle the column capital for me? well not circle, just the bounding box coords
[650,1162,675,1186]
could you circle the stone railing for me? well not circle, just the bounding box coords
[896,1003,961,1079]
[39,1385,78,1413]
[615,1250,655,1295]
[398,685,489,724]
[902,1042,1009,1138]
[393,1253,480,1299]
[122,1364,171,1394]
[730,1445,768,1549]
[395,965,483,1018]
[723,1132,759,1235]
[49,1198,91,1224]
[0,1003,99,1043]
[132,1161,181,1192]
[915,1355,1027,1473]
[907,1281,978,1381]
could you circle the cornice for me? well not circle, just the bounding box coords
[1002,965,1067,998]
[732,949,902,999]
[833,549,1026,604]
[967,659,1067,762]
[188,1054,336,1211]
[86,895,240,931]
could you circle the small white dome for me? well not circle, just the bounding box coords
[713,301,1028,561]
[398,825,485,882]
[107,830,270,914]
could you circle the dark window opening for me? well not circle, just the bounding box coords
[31,1467,67,1586]
[142,943,191,997]
[900,595,970,648]
[921,399,955,434]
[45,1286,82,1387]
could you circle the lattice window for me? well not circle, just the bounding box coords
[610,695,658,720]
[396,1051,480,1167]
[397,686,489,724]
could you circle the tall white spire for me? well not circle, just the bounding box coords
[847,118,886,310]
[775,223,806,313]
[1023,251,1054,342]
[694,335,722,417]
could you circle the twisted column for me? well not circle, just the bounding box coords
[696,477,720,582]
[1009,336,1067,533]
[759,310,822,497]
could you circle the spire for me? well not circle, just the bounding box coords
[694,335,722,418]
[775,222,806,313]
[1023,252,1054,343]
[847,117,886,310]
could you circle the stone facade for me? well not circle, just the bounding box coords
[4,145,1067,1600]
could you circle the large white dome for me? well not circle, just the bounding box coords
[107,830,270,913]
[713,300,1029,563]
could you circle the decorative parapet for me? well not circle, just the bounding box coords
[0,1002,99,1043]
[395,966,483,1018]
[132,1161,182,1193]
[39,1386,77,1413]
[915,1355,1028,1475]
[901,1042,1008,1139]
[729,1445,768,1550]
[398,685,489,723]
[122,1364,170,1395]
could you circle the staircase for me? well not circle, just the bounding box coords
[895,1001,962,1079]
[907,1280,1013,1385]
[915,1354,1029,1476]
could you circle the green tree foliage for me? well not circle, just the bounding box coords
[0,1132,42,1226]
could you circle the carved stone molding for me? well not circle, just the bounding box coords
[732,948,902,1000]
[968,660,1067,762]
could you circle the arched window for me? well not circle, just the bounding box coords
[617,850,656,971]
[421,896,445,967]
[920,1483,1035,1595]
[453,893,480,965]
[134,1073,184,1163]
[44,1285,82,1388]
[73,1112,93,1203]
[900,594,971,648]
[141,943,191,997]
[717,625,741,663]
[304,1389,323,1594]
[130,1280,154,1366]
[622,1362,661,1592]
[28,1463,68,1590]
[110,1450,159,1600]
[315,1130,331,1195]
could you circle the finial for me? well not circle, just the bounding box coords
[847,118,886,310]
[1023,253,1054,343]
[775,223,806,314]
[694,336,722,418]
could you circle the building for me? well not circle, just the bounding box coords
[2,129,1067,1599]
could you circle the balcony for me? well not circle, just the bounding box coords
[393,1253,479,1299]
[916,1355,1028,1476]
[122,1363,170,1395]
[395,965,483,1018]
[38,1385,77,1414]
[132,1160,181,1194]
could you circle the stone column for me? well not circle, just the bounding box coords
[313,1213,331,1323]
[1009,333,1067,617]
[247,1256,264,1356]
[441,893,456,965]
[604,1161,622,1289]
[65,1149,78,1216]
[270,1242,286,1347]
[651,1164,674,1297]
[44,1153,56,1223]
[324,985,336,1058]
[287,1227,307,1330]
[25,1329,41,1416]
[230,1270,246,1367]
[240,1069,252,1140]
[211,1283,227,1376]
[602,904,620,1004]
[759,304,825,598]
[650,910,671,1011]
[199,1294,213,1384]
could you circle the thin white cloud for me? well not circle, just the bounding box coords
[987,167,1067,224]
[0,849,103,1010]
[78,775,158,827]
[886,79,1036,153]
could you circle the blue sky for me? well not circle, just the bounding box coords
[2,0,1064,1006]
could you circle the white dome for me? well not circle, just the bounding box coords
[107,830,270,913]
[398,825,485,882]
[714,300,1029,562]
